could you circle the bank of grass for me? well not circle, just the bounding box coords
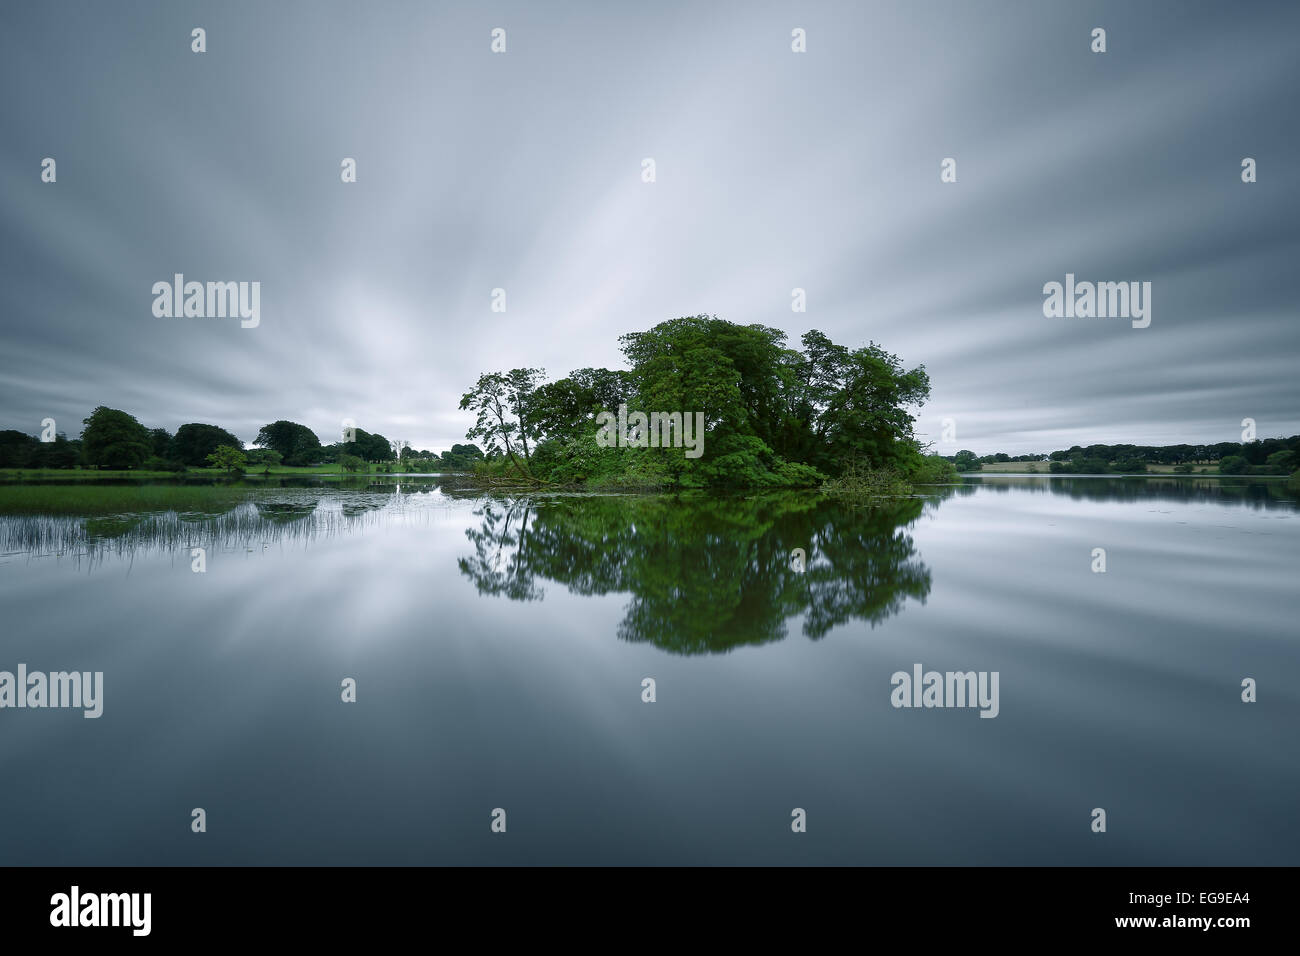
[0,467,183,479]
[0,483,255,515]
[0,463,437,481]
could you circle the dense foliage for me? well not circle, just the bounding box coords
[459,315,952,489]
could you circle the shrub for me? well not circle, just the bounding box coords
[907,454,959,484]
[822,459,911,498]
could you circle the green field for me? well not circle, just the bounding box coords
[0,463,378,479]
[970,460,1287,476]
[0,483,258,515]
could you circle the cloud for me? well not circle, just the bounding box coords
[1,0,1297,454]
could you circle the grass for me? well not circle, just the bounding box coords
[0,483,255,515]
[1,463,450,480]
[0,500,380,563]
[1,464,349,478]
[972,461,1243,475]
[0,467,182,479]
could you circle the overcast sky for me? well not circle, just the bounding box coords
[2,0,1297,455]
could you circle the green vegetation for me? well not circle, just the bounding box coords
[457,490,941,651]
[81,406,153,469]
[4,309,1290,497]
[172,423,243,467]
[0,483,254,515]
[458,315,947,491]
[254,420,323,466]
[245,448,282,473]
[953,436,1300,476]
[821,460,912,499]
[206,444,247,474]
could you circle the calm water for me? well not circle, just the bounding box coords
[1,476,1297,865]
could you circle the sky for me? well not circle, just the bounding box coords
[1,0,1297,456]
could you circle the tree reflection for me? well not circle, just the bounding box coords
[458,492,944,654]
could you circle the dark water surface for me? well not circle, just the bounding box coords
[1,476,1296,864]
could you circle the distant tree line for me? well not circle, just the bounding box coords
[947,437,1300,476]
[0,408,486,473]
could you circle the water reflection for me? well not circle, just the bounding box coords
[964,474,1299,508]
[458,492,940,654]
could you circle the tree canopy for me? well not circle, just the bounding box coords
[81,407,152,469]
[171,423,244,466]
[254,420,322,466]
[459,315,937,488]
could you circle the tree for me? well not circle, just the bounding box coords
[439,444,484,470]
[1265,450,1297,474]
[171,423,243,466]
[1218,455,1249,475]
[245,448,282,474]
[953,450,981,472]
[149,428,173,457]
[0,429,39,468]
[527,377,603,443]
[341,428,395,462]
[338,453,365,473]
[784,329,930,474]
[80,407,152,469]
[457,318,935,488]
[255,421,322,466]
[206,445,247,474]
[37,434,81,469]
[459,369,545,477]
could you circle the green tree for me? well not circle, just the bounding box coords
[790,330,930,474]
[255,421,322,466]
[0,430,39,468]
[1265,450,1297,474]
[245,448,283,473]
[1218,455,1250,475]
[171,423,244,466]
[341,428,395,462]
[80,407,152,469]
[457,318,935,488]
[439,444,485,470]
[953,450,981,472]
[37,434,81,469]
[206,445,247,474]
[149,428,173,457]
[459,369,545,478]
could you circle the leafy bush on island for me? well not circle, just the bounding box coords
[458,315,949,492]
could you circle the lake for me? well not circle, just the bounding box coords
[1,475,1296,865]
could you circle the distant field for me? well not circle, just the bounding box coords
[973,461,1051,473]
[970,461,1221,474]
